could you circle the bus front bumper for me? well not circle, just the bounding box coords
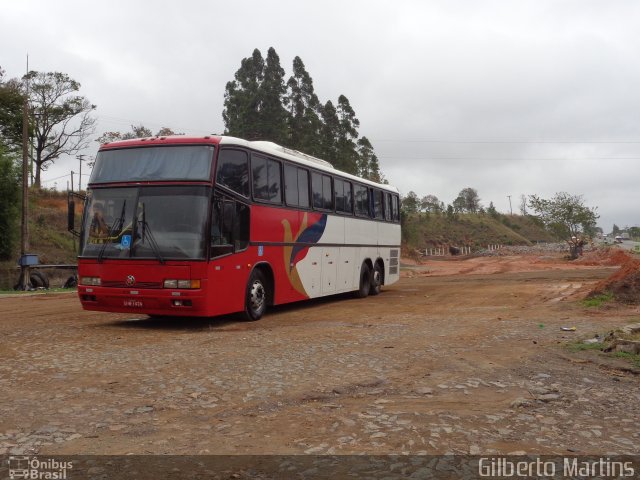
[78,286,208,317]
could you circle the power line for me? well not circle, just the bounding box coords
[376,156,640,161]
[373,139,640,144]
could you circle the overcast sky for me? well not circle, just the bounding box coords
[1,0,639,231]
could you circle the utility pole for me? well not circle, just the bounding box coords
[70,171,74,192]
[76,154,86,191]
[507,195,513,215]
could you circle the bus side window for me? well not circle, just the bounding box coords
[392,195,400,222]
[252,155,282,203]
[354,184,369,217]
[384,192,392,221]
[216,150,249,197]
[234,203,249,251]
[373,189,383,220]
[211,199,250,258]
[285,165,309,208]
[312,172,333,211]
[211,200,234,257]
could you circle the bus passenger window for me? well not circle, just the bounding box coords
[312,172,332,210]
[392,195,400,222]
[384,193,392,220]
[253,156,281,203]
[216,150,249,197]
[285,165,309,208]
[373,190,383,220]
[312,173,322,209]
[298,169,309,208]
[344,181,353,213]
[322,175,332,210]
[354,184,369,217]
[335,180,344,212]
[335,180,353,214]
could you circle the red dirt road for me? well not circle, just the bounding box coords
[1,253,638,458]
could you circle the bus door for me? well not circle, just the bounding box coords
[209,195,250,313]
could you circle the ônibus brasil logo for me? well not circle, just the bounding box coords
[8,456,73,479]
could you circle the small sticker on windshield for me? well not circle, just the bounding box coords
[121,235,132,248]
[258,245,264,257]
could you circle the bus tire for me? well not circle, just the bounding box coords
[370,262,383,296]
[244,269,268,321]
[355,262,371,298]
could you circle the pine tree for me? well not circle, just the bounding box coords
[223,49,264,139]
[286,56,322,155]
[335,95,360,174]
[319,100,340,166]
[357,136,383,182]
[257,47,289,144]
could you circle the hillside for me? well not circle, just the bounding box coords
[402,211,558,256]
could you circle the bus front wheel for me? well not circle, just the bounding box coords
[244,269,268,321]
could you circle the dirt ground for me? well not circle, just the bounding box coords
[1,252,639,459]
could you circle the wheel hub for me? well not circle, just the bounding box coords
[250,281,265,311]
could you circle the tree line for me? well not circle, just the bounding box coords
[401,187,483,217]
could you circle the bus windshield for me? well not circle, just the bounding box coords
[89,145,214,183]
[81,186,209,260]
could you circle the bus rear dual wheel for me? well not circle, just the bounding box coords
[356,262,383,298]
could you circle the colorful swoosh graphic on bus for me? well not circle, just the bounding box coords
[282,213,327,297]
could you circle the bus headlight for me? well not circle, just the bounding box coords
[163,279,201,289]
[80,276,101,286]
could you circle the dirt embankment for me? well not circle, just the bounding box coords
[586,250,640,304]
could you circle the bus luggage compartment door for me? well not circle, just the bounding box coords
[322,247,337,294]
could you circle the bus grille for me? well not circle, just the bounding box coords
[101,281,163,289]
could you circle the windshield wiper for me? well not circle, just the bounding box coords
[136,202,165,264]
[97,200,126,263]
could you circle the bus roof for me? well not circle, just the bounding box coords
[100,135,399,193]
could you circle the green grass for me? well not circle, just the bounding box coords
[566,338,640,369]
[582,292,614,308]
[612,351,640,368]
[401,212,550,253]
[566,341,604,353]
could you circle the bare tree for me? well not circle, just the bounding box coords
[25,71,96,187]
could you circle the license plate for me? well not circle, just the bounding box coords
[123,299,144,308]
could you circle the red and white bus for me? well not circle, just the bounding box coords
[73,135,401,320]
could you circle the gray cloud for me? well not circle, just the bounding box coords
[2,0,638,231]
